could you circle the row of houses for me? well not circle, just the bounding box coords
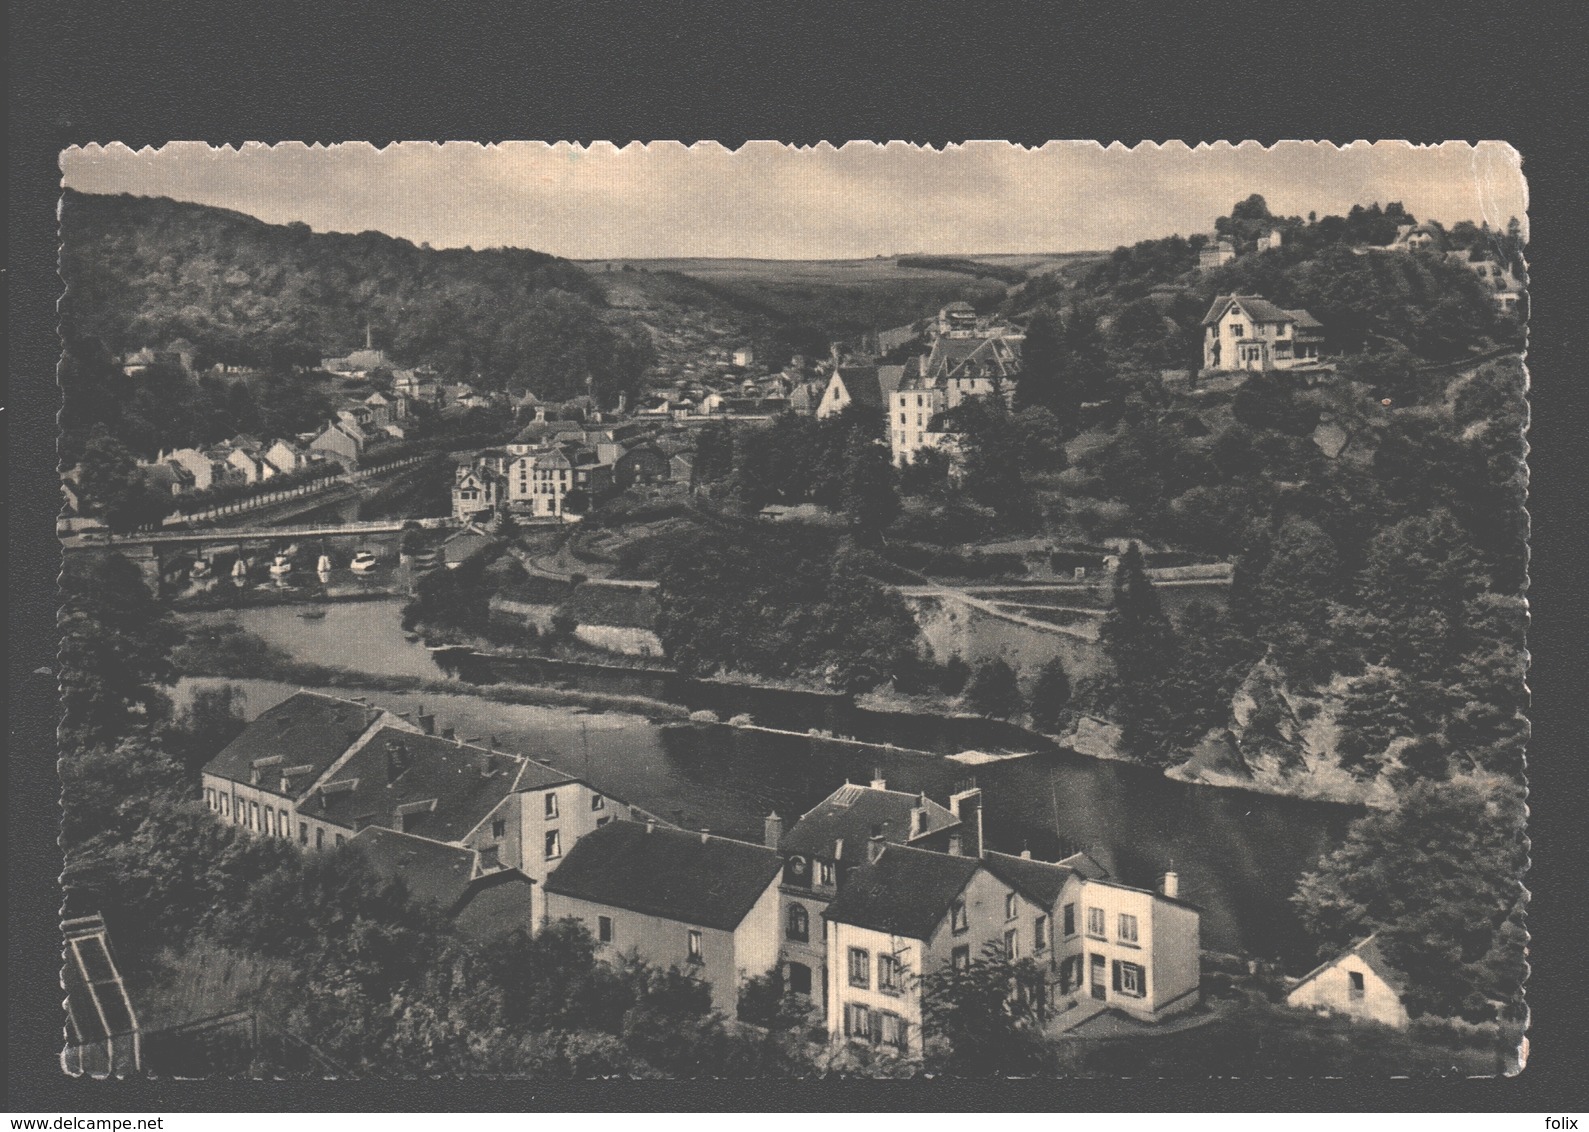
[136,434,320,496]
[201,692,1204,1056]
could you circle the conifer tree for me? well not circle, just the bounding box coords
[1098,543,1182,761]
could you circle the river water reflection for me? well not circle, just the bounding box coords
[180,600,1356,968]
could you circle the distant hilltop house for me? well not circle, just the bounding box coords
[1285,934,1411,1030]
[1446,251,1524,313]
[732,346,755,368]
[935,301,981,339]
[1198,237,1235,270]
[1201,294,1325,373]
[889,328,1023,466]
[119,341,198,377]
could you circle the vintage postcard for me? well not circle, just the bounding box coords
[56,140,1528,1078]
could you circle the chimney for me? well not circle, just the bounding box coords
[947,832,964,857]
[1161,870,1179,900]
[416,708,436,735]
[1021,847,1033,859]
[949,784,984,858]
[870,769,887,791]
[763,812,784,849]
[700,828,711,844]
[867,835,886,864]
[646,818,657,834]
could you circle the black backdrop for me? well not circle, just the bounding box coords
[10,0,1589,1112]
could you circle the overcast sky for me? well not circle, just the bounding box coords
[60,141,1526,260]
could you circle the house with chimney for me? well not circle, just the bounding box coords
[542,821,784,1016]
[1201,294,1325,373]
[352,826,537,944]
[767,774,977,1010]
[200,691,662,928]
[823,846,1006,1057]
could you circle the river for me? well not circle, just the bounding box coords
[179,599,1357,968]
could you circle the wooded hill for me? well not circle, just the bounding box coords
[59,191,654,405]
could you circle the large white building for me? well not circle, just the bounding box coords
[1201,294,1325,373]
[889,330,1022,466]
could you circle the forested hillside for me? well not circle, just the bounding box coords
[59,191,654,404]
[1008,195,1524,370]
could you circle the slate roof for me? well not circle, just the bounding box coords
[1201,294,1320,329]
[821,845,982,940]
[831,365,886,408]
[1289,933,1408,996]
[309,727,558,840]
[922,334,1023,382]
[204,691,385,795]
[781,782,960,860]
[981,850,1080,909]
[542,821,781,932]
[353,825,485,910]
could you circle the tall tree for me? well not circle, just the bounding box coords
[1292,775,1527,1022]
[74,425,170,534]
[1013,306,1080,425]
[920,945,1051,1075]
[1028,657,1073,733]
[965,658,1023,719]
[58,552,181,747]
[1097,544,1182,762]
[840,432,900,541]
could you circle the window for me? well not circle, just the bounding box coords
[1113,960,1145,998]
[1348,970,1366,1001]
[1087,906,1106,938]
[786,904,809,942]
[335,834,346,847]
[951,945,971,971]
[844,1003,873,1040]
[299,821,308,845]
[250,801,260,830]
[598,915,613,944]
[1005,892,1019,921]
[1035,915,1049,953]
[1230,322,1244,338]
[544,792,559,819]
[220,794,229,816]
[264,806,274,833]
[687,929,703,964]
[315,827,324,850]
[544,830,562,860]
[492,818,507,839]
[818,861,834,886]
[878,952,902,993]
[877,1011,907,1050]
[1005,928,1019,960]
[1118,913,1139,945]
[205,788,215,809]
[591,793,605,811]
[1063,903,1075,937]
[848,947,871,989]
[951,900,968,934]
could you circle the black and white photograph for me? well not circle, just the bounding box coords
[53,140,1529,1080]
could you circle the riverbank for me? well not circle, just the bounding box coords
[172,619,690,721]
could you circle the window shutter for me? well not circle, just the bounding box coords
[1111,960,1122,992]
